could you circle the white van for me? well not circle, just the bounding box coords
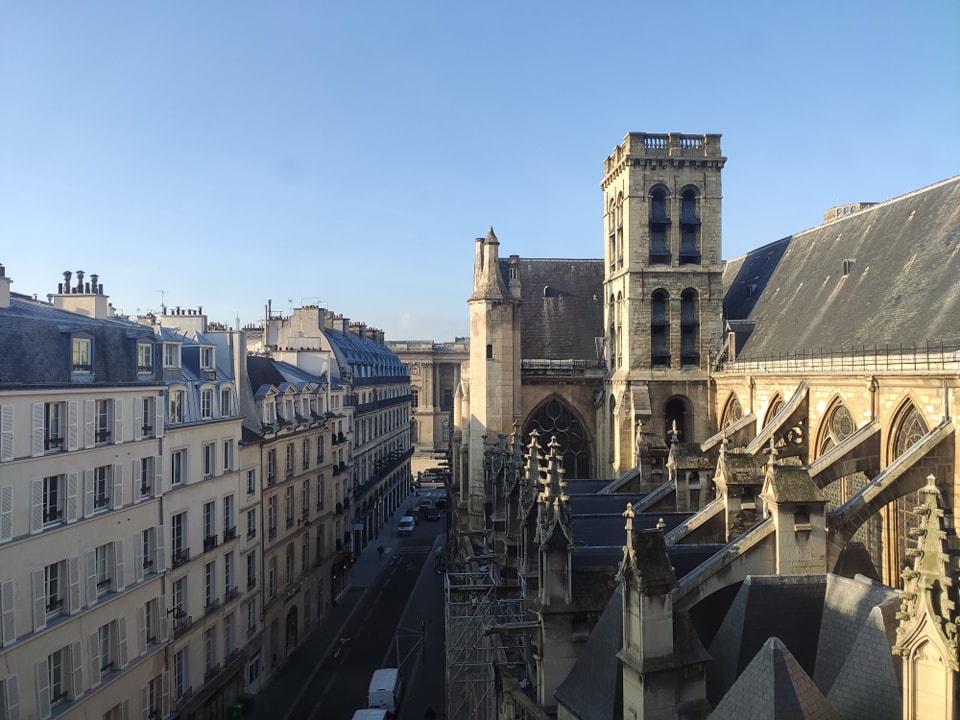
[397,516,415,535]
[352,711,388,720]
[368,667,403,713]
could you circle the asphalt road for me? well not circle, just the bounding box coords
[250,489,448,720]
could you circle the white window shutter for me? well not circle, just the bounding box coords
[118,616,129,668]
[136,605,147,657]
[67,400,79,451]
[133,459,143,503]
[1,578,15,647]
[31,403,44,458]
[30,479,43,535]
[159,596,168,643]
[154,455,163,497]
[156,397,165,439]
[69,640,83,699]
[0,486,12,542]
[155,528,166,573]
[112,464,123,510]
[134,535,145,584]
[83,470,94,519]
[84,399,95,448]
[88,630,101,688]
[31,569,45,634]
[161,670,170,718]
[85,550,97,608]
[67,556,80,615]
[140,685,149,720]
[114,397,123,445]
[66,472,79,523]
[1,675,18,720]
[0,404,13,462]
[34,659,51,720]
[121,698,130,720]
[134,398,144,442]
[114,540,125,592]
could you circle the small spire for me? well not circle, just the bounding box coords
[767,436,778,469]
[623,502,635,549]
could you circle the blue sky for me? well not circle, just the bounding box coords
[2,2,958,340]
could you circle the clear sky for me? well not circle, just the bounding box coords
[2,2,958,341]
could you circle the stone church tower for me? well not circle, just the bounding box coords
[466,227,521,529]
[600,133,726,477]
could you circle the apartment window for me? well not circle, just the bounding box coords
[204,561,216,609]
[44,401,66,451]
[96,620,124,676]
[200,346,214,370]
[223,439,234,471]
[412,388,419,408]
[301,534,309,574]
[246,508,257,539]
[203,442,215,478]
[246,600,257,635]
[285,544,295,584]
[172,577,186,616]
[170,449,185,486]
[316,437,323,464]
[221,388,232,417]
[139,396,156,438]
[268,558,276,597]
[169,390,184,424]
[43,474,64,524]
[266,450,276,483]
[224,495,235,539]
[224,552,235,595]
[302,438,310,470]
[141,528,156,574]
[301,480,309,519]
[246,468,256,495]
[137,342,153,373]
[140,456,155,497]
[203,502,217,549]
[317,475,325,511]
[285,487,294,527]
[146,676,162,719]
[173,647,188,701]
[95,399,113,444]
[204,626,217,674]
[246,553,256,590]
[72,336,92,372]
[171,511,187,565]
[285,443,294,476]
[95,543,113,596]
[316,527,324,563]
[44,561,65,619]
[46,647,68,707]
[163,343,180,369]
[201,388,214,420]
[268,497,277,538]
[93,465,111,509]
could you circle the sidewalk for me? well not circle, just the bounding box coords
[249,499,417,720]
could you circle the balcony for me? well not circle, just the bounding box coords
[204,663,222,683]
[203,535,218,552]
[224,586,240,604]
[171,549,190,568]
[203,598,220,617]
[247,526,256,540]
[224,526,237,542]
[172,614,194,640]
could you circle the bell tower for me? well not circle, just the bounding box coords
[600,133,726,477]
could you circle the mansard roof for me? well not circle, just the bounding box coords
[499,257,604,362]
[723,176,960,359]
[0,293,157,388]
[323,326,405,380]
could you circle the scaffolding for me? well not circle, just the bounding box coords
[444,571,529,720]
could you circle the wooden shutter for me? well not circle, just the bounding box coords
[66,472,79,524]
[31,403,44,458]
[112,464,123,510]
[113,397,123,445]
[88,631,101,688]
[114,540,125,592]
[84,399,95,448]
[118,617,129,668]
[0,578,15,647]
[0,486,12,542]
[34,659,51,720]
[31,569,45,633]
[67,556,80,615]
[0,404,13,462]
[83,470,94,519]
[67,400,79,451]
[134,398,144,442]
[85,550,97,608]
[30,479,43,534]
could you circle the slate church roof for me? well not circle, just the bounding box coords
[723,176,960,360]
[499,258,604,363]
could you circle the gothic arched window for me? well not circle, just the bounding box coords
[649,186,671,265]
[651,290,670,368]
[523,397,591,479]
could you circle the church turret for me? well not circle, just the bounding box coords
[467,227,521,530]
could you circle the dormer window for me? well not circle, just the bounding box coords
[201,388,214,420]
[163,343,181,369]
[200,347,214,370]
[137,342,154,373]
[72,336,92,373]
[169,389,184,424]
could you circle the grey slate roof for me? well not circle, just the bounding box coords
[710,637,837,720]
[554,586,624,720]
[0,293,158,388]
[499,258,604,362]
[723,176,960,360]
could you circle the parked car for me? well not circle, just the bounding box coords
[435,497,448,510]
[425,506,440,521]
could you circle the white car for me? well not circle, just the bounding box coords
[397,516,415,535]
